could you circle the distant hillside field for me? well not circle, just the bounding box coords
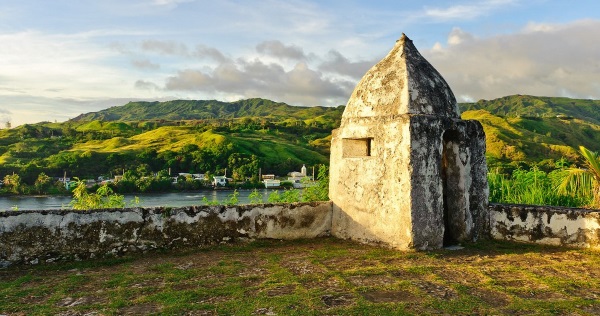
[2,95,600,184]
[71,98,345,123]
[0,98,342,183]
[459,95,600,170]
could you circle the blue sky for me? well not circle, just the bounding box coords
[1,0,600,126]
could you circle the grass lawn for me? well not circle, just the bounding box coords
[1,238,599,315]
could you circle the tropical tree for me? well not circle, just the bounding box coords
[34,172,52,194]
[558,146,600,208]
[3,173,22,194]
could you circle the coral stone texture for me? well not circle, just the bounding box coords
[329,34,489,250]
[0,202,332,267]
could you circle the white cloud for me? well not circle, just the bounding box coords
[163,49,355,106]
[0,108,11,126]
[424,19,600,101]
[141,40,189,56]
[0,30,134,100]
[256,40,307,61]
[4,0,600,127]
[151,0,196,10]
[447,27,475,46]
[423,0,517,21]
[135,80,161,90]
[153,0,193,5]
[522,22,560,33]
[132,59,160,69]
[192,45,230,63]
[319,50,376,79]
[2,95,178,127]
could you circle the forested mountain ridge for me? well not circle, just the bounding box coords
[459,95,600,124]
[71,98,345,123]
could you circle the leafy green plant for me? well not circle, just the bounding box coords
[129,196,141,207]
[267,189,300,203]
[70,180,126,210]
[248,189,263,204]
[225,190,239,206]
[280,189,300,202]
[558,146,600,208]
[201,190,240,206]
[202,196,220,206]
[3,173,22,194]
[488,166,589,207]
[267,190,282,203]
[301,164,329,202]
[33,172,52,194]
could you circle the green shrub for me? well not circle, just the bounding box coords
[301,165,329,202]
[248,189,263,204]
[70,180,126,210]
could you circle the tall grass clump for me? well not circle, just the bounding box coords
[488,167,591,207]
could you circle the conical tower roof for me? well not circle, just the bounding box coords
[343,34,459,119]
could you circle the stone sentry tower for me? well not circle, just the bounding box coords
[329,34,489,250]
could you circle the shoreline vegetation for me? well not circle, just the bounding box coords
[1,165,331,210]
[4,162,599,210]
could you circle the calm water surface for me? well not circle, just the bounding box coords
[0,189,275,211]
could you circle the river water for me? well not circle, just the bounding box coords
[0,189,277,211]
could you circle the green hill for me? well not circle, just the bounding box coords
[459,95,600,170]
[460,95,600,124]
[0,99,339,184]
[3,95,600,185]
[71,98,345,125]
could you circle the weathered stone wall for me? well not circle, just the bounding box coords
[410,116,488,249]
[490,203,600,248]
[3,200,600,268]
[329,34,489,250]
[330,115,414,249]
[0,202,332,268]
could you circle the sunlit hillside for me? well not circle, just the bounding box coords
[2,95,600,183]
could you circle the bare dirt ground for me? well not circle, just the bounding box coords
[1,237,600,315]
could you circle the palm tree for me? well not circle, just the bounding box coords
[558,146,600,208]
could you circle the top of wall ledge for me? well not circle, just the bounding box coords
[342,33,460,120]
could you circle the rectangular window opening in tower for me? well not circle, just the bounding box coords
[342,138,374,157]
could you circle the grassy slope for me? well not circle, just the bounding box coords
[70,127,328,165]
[66,131,323,178]
[461,95,600,165]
